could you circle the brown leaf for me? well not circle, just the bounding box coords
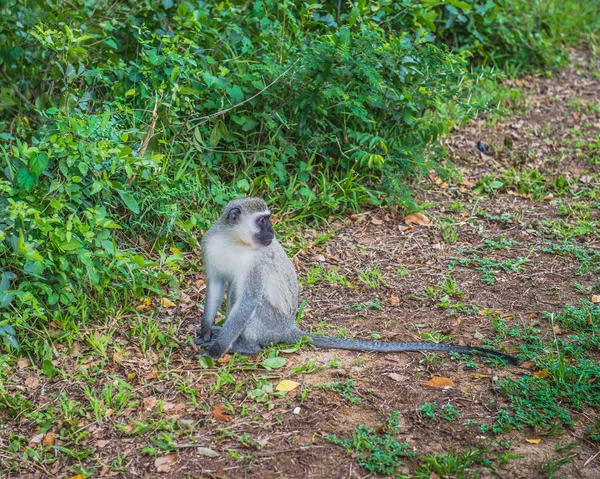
[155,453,179,473]
[17,357,31,368]
[217,354,233,364]
[30,433,44,445]
[135,297,152,312]
[533,369,550,379]
[371,217,384,225]
[458,187,469,193]
[520,361,536,370]
[25,375,40,390]
[425,377,455,389]
[146,369,159,380]
[161,298,176,308]
[95,439,111,448]
[43,432,57,446]
[212,405,233,422]
[591,295,600,303]
[387,373,404,382]
[389,294,400,305]
[439,182,449,189]
[404,213,431,226]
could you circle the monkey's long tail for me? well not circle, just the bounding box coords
[307,335,518,365]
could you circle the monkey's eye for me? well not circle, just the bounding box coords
[257,216,266,227]
[227,208,241,223]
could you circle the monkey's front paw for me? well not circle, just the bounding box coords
[193,334,214,348]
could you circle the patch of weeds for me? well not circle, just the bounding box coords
[484,302,600,434]
[418,403,461,421]
[395,266,410,277]
[554,301,600,353]
[482,237,520,251]
[248,379,287,409]
[345,299,383,312]
[541,218,598,241]
[303,265,353,288]
[440,275,463,297]
[438,296,479,316]
[418,331,452,343]
[539,242,600,274]
[441,221,458,244]
[358,266,386,288]
[83,377,138,423]
[450,255,531,285]
[320,379,361,403]
[290,358,322,376]
[222,431,262,450]
[477,211,513,225]
[327,423,417,476]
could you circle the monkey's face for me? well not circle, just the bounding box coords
[226,207,274,247]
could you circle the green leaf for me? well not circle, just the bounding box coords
[42,359,58,378]
[197,355,214,368]
[30,151,49,175]
[116,190,140,214]
[490,181,504,189]
[0,293,13,308]
[0,272,15,291]
[16,168,39,191]
[259,357,286,370]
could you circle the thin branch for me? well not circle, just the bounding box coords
[0,67,35,108]
[190,58,300,125]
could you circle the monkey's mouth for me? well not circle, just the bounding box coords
[255,234,274,246]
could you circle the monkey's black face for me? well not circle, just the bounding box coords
[254,214,274,246]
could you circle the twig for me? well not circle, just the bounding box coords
[0,66,35,108]
[190,58,300,125]
[126,98,159,188]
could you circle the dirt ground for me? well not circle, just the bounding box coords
[2,53,599,478]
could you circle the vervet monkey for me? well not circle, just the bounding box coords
[194,197,517,364]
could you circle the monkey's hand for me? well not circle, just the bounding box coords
[193,325,222,348]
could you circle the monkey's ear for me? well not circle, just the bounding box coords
[227,207,241,224]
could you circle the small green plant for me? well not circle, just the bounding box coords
[357,266,386,289]
[320,379,361,404]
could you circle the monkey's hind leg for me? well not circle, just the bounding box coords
[229,338,262,355]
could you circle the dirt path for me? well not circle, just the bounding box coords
[2,54,599,478]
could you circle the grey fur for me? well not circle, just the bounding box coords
[195,198,517,365]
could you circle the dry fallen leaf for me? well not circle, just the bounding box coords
[25,375,40,390]
[591,295,600,303]
[155,453,179,473]
[43,432,57,446]
[404,213,431,226]
[212,405,233,422]
[533,369,550,379]
[520,361,536,370]
[161,298,176,308]
[17,357,31,369]
[371,217,384,225]
[217,354,233,364]
[144,397,157,410]
[439,181,449,189]
[30,433,44,445]
[425,377,455,389]
[387,373,404,382]
[95,439,111,448]
[389,294,400,305]
[275,380,300,392]
[135,298,152,312]
[525,438,541,444]
[71,475,87,479]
